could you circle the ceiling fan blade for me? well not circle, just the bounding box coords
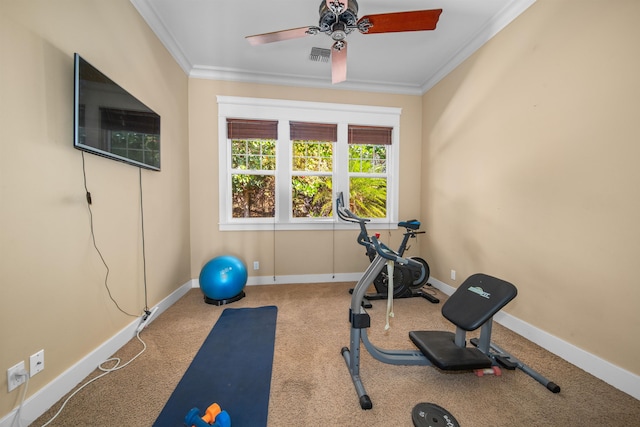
[331,41,347,84]
[246,27,315,46]
[358,9,443,34]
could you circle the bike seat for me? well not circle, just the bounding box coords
[398,219,420,230]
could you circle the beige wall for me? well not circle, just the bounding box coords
[0,0,190,418]
[421,0,640,375]
[188,79,425,278]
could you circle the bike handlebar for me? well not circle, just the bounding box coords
[336,193,372,247]
[336,194,369,224]
[336,193,424,262]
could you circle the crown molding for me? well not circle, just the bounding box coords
[129,0,193,74]
[131,0,536,96]
[189,64,424,95]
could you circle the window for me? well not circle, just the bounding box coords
[290,121,336,219]
[218,96,400,231]
[348,125,391,219]
[227,119,277,218]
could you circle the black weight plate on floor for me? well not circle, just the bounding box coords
[412,402,460,427]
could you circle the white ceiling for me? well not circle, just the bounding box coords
[130,0,536,95]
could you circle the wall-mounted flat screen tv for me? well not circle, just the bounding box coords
[74,53,161,171]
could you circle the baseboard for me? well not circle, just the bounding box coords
[0,280,193,427]
[429,277,640,400]
[191,272,362,288]
[247,272,362,285]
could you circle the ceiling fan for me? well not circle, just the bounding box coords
[245,0,443,84]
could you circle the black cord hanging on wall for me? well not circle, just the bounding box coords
[81,152,138,317]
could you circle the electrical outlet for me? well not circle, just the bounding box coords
[451,269,456,280]
[30,349,45,377]
[136,306,159,333]
[253,261,259,270]
[7,361,27,392]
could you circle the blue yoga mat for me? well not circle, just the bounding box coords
[153,306,278,427]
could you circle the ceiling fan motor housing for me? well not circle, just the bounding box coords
[319,0,359,35]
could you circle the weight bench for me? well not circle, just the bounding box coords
[409,274,560,392]
[342,244,560,410]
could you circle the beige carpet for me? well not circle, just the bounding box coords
[33,282,640,426]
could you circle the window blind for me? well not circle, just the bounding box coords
[227,118,278,140]
[348,125,392,145]
[290,121,337,142]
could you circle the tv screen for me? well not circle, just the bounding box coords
[74,53,161,171]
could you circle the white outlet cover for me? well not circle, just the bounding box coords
[7,361,26,392]
[30,349,44,376]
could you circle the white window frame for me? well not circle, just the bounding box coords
[218,96,401,231]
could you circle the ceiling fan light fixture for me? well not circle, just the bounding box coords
[331,30,347,41]
[331,21,348,41]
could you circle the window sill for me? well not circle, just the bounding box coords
[219,221,399,232]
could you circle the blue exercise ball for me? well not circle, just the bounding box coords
[199,255,247,305]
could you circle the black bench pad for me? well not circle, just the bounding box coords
[442,274,517,331]
[409,331,492,371]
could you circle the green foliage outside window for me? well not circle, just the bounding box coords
[231,139,276,218]
[349,177,387,218]
[292,175,333,218]
[230,138,388,220]
[232,139,276,170]
[348,144,387,174]
[349,144,387,218]
[292,141,333,218]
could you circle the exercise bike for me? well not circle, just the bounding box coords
[336,193,439,305]
[341,237,560,410]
